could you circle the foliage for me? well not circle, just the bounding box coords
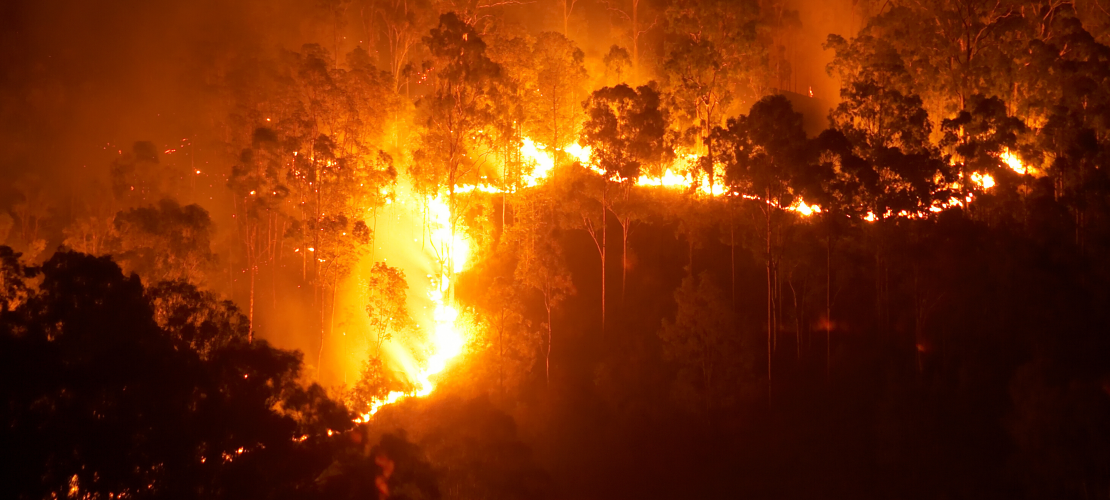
[581,83,671,183]
[365,261,414,358]
[658,272,748,414]
[109,199,217,284]
[0,248,356,500]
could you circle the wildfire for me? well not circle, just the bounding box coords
[970,172,995,189]
[356,192,470,423]
[520,138,554,187]
[355,136,844,421]
[999,147,1026,175]
[519,138,600,186]
[786,198,821,216]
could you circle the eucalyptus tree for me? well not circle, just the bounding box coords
[413,12,504,298]
[717,94,806,397]
[529,32,589,174]
[110,200,217,290]
[515,218,574,386]
[579,83,669,330]
[661,0,770,191]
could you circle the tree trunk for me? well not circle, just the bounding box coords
[545,290,553,386]
[688,230,694,277]
[730,211,736,307]
[499,308,506,396]
[621,215,630,303]
[601,184,607,334]
[631,0,640,81]
[826,222,832,379]
[790,275,800,361]
[317,276,328,378]
[329,278,338,369]
[249,249,255,343]
[765,195,773,402]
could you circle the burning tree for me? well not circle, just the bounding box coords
[413,12,504,300]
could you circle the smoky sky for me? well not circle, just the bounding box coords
[0,0,858,193]
[0,0,318,201]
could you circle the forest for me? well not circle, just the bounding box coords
[2,0,1110,498]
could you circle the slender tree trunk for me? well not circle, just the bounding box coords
[248,223,256,343]
[621,215,630,303]
[545,290,553,386]
[631,0,640,81]
[329,278,338,363]
[827,223,832,379]
[765,197,773,402]
[790,276,800,361]
[499,308,506,396]
[774,258,780,353]
[502,147,507,243]
[601,184,607,334]
[688,235,694,277]
[274,216,280,311]
[317,273,331,378]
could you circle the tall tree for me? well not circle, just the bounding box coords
[413,12,503,301]
[529,32,589,173]
[516,222,574,386]
[579,83,669,330]
[718,94,806,399]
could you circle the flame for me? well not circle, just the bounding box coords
[635,149,729,196]
[356,192,471,422]
[519,138,599,186]
[999,147,1026,175]
[520,138,554,187]
[563,143,594,169]
[636,168,690,188]
[970,172,995,189]
[786,198,822,216]
[455,183,505,194]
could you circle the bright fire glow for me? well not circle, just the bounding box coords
[970,172,995,189]
[359,137,835,421]
[520,138,554,187]
[519,138,599,186]
[357,193,470,422]
[999,147,1026,175]
[563,143,594,168]
[786,198,822,216]
[635,150,730,196]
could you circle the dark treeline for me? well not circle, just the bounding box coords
[3,0,1110,499]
